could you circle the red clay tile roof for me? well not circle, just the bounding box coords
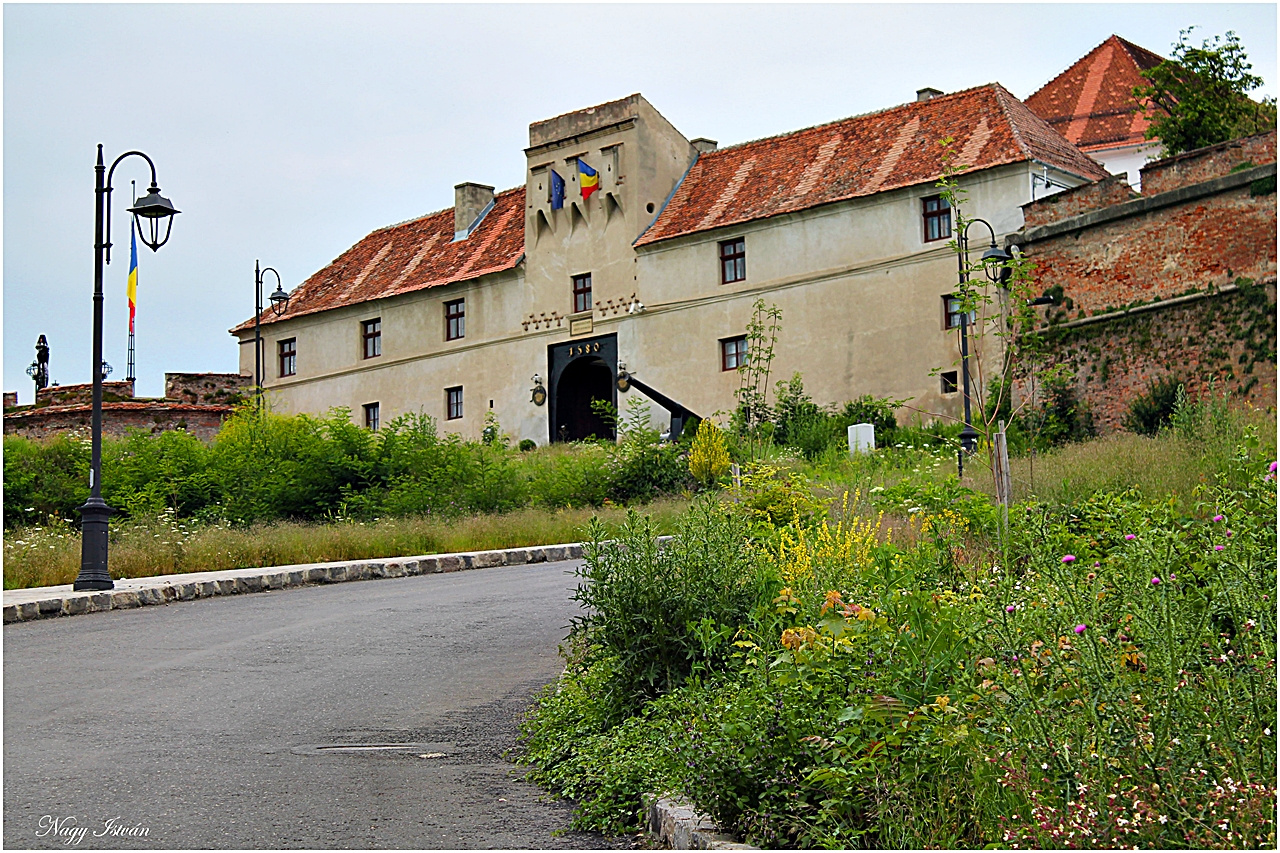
[233,187,526,333]
[1025,35,1168,152]
[635,84,1109,247]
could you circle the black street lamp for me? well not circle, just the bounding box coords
[74,146,179,592]
[954,217,1010,477]
[253,261,289,402]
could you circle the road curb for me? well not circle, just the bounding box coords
[2,542,587,624]
[644,795,757,849]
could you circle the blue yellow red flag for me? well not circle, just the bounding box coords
[127,222,139,334]
[577,159,599,201]
[550,170,565,210]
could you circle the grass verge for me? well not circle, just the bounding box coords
[2,498,691,590]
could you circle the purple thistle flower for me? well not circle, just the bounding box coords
[1074,624,1087,634]
[1270,461,1278,473]
[1151,577,1161,585]
[1124,534,1136,541]
[1061,555,1076,564]
[1006,605,1016,613]
[1213,514,1225,523]
[1214,545,1225,551]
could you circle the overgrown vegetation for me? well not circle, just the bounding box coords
[1135,28,1277,157]
[517,397,1278,849]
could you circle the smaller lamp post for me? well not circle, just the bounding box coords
[954,218,1011,477]
[253,261,289,402]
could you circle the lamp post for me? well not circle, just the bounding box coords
[73,146,179,592]
[253,261,289,402]
[954,217,1010,477]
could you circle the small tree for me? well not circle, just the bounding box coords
[688,418,730,487]
[932,138,1043,457]
[1135,28,1277,156]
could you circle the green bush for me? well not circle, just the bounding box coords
[2,433,89,526]
[1124,375,1183,436]
[570,501,773,721]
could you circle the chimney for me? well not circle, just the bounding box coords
[917,87,943,102]
[453,183,495,240]
[691,138,718,154]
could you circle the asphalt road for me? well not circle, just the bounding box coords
[3,561,630,850]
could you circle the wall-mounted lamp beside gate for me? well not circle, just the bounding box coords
[530,374,547,406]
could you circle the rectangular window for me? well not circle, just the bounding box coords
[943,295,976,330]
[719,238,746,284]
[572,273,592,314]
[720,336,748,371]
[923,195,952,242]
[363,402,380,431]
[362,318,381,359]
[445,298,465,341]
[278,338,296,377]
[941,371,958,394]
[446,386,463,421]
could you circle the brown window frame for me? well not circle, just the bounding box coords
[445,298,465,341]
[278,338,296,377]
[720,336,748,371]
[719,238,746,284]
[362,318,381,359]
[446,386,463,421]
[363,402,380,431]
[923,195,952,242]
[943,294,975,331]
[572,273,592,314]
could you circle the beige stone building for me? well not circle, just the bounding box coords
[232,87,1107,443]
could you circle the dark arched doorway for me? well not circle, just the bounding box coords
[554,356,615,441]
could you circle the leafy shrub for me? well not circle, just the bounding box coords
[2,433,89,526]
[571,502,773,721]
[1124,375,1183,436]
[1022,369,1096,448]
[689,418,730,486]
[832,395,901,447]
[607,441,689,504]
[103,428,213,518]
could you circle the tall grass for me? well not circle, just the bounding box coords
[2,499,690,591]
[967,402,1276,507]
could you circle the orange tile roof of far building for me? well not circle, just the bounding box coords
[635,83,1109,247]
[233,186,526,332]
[1024,35,1168,153]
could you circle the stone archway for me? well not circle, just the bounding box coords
[553,356,615,442]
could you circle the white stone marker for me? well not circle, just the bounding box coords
[847,423,875,455]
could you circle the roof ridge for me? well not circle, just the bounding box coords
[990,83,1035,163]
[374,185,525,234]
[702,83,1003,158]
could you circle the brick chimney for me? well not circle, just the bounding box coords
[454,183,495,240]
[917,87,943,102]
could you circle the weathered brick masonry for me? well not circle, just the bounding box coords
[4,373,247,442]
[1015,132,1277,432]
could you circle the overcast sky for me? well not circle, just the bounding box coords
[4,3,1276,401]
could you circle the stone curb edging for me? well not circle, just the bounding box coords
[2,542,590,625]
[644,795,757,850]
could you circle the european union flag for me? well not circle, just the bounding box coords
[550,169,565,210]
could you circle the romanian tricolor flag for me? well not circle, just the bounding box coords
[127,222,138,334]
[577,159,599,201]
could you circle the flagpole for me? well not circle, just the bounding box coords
[126,181,136,383]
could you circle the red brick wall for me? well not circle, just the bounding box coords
[3,404,233,442]
[35,381,135,407]
[164,372,250,405]
[1022,174,1139,229]
[1021,133,1276,320]
[1013,282,1276,433]
[1140,131,1277,196]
